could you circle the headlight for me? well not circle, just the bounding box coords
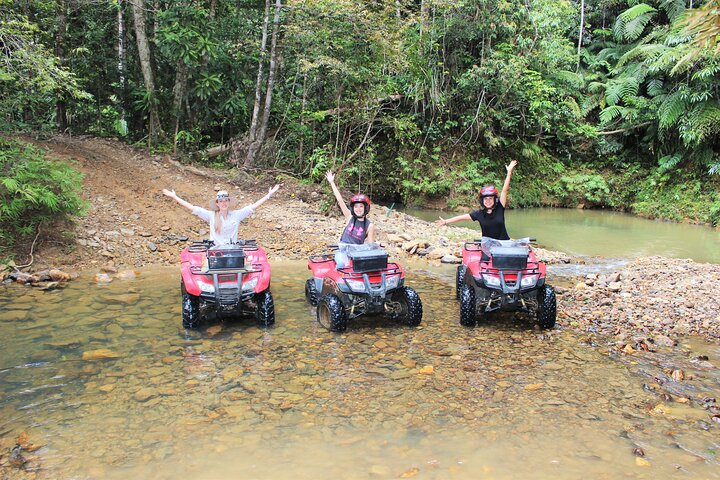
[386,275,400,289]
[199,282,215,293]
[520,275,538,288]
[345,279,366,292]
[242,277,258,291]
[482,274,501,287]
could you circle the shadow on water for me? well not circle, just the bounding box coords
[0,261,718,479]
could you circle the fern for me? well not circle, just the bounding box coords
[659,0,687,22]
[692,61,720,81]
[658,153,683,172]
[669,48,700,76]
[580,95,601,116]
[599,105,628,125]
[618,43,666,68]
[680,102,720,145]
[658,90,688,130]
[614,4,658,42]
[0,138,87,254]
[646,78,665,97]
[549,70,584,89]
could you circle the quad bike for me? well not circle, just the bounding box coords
[305,244,422,332]
[456,237,556,329]
[179,239,274,329]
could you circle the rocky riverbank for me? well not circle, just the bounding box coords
[559,256,720,346]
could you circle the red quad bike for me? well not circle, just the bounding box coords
[179,239,274,329]
[456,237,556,329]
[305,244,422,332]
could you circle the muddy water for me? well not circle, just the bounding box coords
[1,262,719,479]
[401,207,720,264]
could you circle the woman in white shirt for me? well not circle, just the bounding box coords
[162,185,279,245]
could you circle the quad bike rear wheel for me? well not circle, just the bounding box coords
[317,294,348,333]
[181,281,201,329]
[391,287,423,326]
[459,283,477,327]
[305,279,318,306]
[536,285,556,330]
[455,265,466,300]
[255,290,275,327]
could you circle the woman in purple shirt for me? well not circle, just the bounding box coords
[326,171,376,267]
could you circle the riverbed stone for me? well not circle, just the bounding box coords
[83,349,122,361]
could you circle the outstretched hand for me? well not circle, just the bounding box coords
[436,217,447,226]
[162,188,176,198]
[506,160,518,172]
[325,171,336,184]
[268,184,280,196]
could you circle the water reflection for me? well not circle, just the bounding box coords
[0,263,718,479]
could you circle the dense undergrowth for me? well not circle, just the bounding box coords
[0,137,87,260]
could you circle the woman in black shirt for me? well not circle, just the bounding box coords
[436,160,517,240]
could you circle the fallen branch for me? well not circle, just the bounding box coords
[597,122,653,135]
[14,224,42,271]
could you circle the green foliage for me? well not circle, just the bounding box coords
[632,171,720,224]
[551,173,611,206]
[0,137,87,254]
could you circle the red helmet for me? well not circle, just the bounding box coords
[350,194,371,218]
[479,185,499,199]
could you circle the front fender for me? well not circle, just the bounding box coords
[180,262,201,296]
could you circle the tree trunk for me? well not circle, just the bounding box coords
[55,0,68,132]
[228,0,271,166]
[576,0,585,72]
[298,71,307,166]
[117,0,127,124]
[172,61,188,154]
[130,0,161,147]
[243,0,282,169]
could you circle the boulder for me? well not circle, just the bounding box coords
[440,254,462,264]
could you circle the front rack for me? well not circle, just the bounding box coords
[188,239,259,253]
[337,262,403,279]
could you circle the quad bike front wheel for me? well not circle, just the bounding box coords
[317,294,348,333]
[181,281,201,329]
[255,290,276,327]
[305,279,318,306]
[459,283,477,327]
[391,287,423,326]
[536,285,556,330]
[455,265,466,300]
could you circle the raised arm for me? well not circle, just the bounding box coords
[325,171,351,220]
[162,189,196,212]
[249,184,280,211]
[436,213,472,226]
[500,160,517,207]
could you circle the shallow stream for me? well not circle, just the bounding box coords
[1,262,719,479]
